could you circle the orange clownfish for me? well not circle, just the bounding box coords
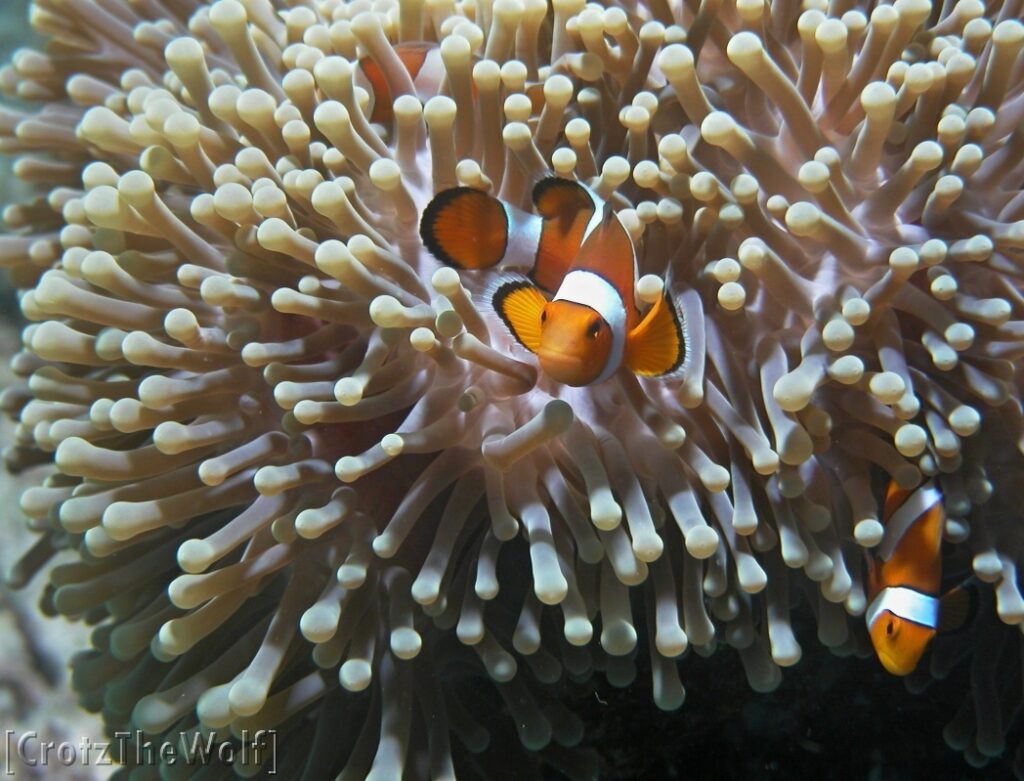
[357,42,445,123]
[358,43,548,125]
[419,177,685,387]
[866,479,972,676]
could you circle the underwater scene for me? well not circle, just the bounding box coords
[1,0,1023,779]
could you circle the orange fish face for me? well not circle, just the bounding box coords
[868,611,936,676]
[537,300,612,387]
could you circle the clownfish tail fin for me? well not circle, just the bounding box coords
[420,187,509,271]
[625,293,685,377]
[488,273,546,353]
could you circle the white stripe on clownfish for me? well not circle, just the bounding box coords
[865,586,940,632]
[420,176,686,386]
[419,175,605,293]
[865,479,975,677]
[501,201,543,271]
[552,270,628,385]
[874,482,942,562]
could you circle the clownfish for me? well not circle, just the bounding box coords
[419,177,685,387]
[361,43,530,124]
[357,42,445,123]
[865,479,973,676]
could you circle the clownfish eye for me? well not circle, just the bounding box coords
[587,320,601,339]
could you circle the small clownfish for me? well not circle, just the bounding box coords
[866,479,973,676]
[359,42,516,124]
[419,177,685,387]
[357,42,446,123]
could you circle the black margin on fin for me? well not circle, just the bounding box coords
[490,274,541,353]
[653,294,687,377]
[531,176,594,217]
[668,295,686,375]
[419,186,508,270]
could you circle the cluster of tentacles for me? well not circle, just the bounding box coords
[2,0,1024,777]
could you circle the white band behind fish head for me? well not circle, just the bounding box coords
[865,586,940,631]
[554,270,626,385]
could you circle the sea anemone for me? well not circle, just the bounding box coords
[3,0,1024,777]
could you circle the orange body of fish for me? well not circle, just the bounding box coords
[357,42,444,123]
[420,176,685,387]
[866,480,969,675]
[358,42,542,123]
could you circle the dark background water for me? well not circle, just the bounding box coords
[568,616,1012,781]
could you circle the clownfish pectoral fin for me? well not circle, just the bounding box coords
[490,275,546,353]
[938,580,977,633]
[420,187,510,271]
[625,294,685,377]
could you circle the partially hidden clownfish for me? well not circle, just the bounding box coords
[357,43,546,124]
[866,479,974,676]
[357,42,446,123]
[419,177,685,387]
